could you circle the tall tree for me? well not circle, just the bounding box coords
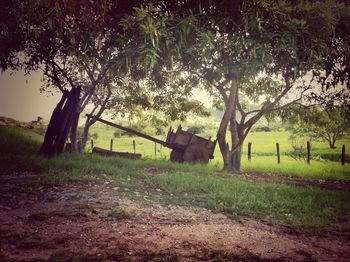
[122,0,350,171]
[284,104,350,149]
[0,0,145,152]
[1,0,209,153]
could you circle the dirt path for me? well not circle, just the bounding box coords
[1,172,350,261]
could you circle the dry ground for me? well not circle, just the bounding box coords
[1,172,350,262]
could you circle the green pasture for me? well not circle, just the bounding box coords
[89,125,349,158]
[1,125,349,232]
[1,125,349,179]
[87,125,350,179]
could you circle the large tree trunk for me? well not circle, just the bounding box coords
[217,80,241,172]
[226,112,243,172]
[69,111,80,152]
[222,147,242,172]
[79,89,112,152]
[79,119,93,152]
[328,140,336,149]
[39,87,81,156]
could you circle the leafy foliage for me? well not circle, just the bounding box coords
[284,105,350,149]
[121,0,350,171]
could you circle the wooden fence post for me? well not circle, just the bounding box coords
[110,139,113,151]
[133,140,136,154]
[341,144,346,165]
[276,142,280,164]
[154,142,157,158]
[248,142,252,162]
[91,139,94,149]
[307,141,311,164]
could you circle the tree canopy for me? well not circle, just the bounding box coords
[122,0,350,171]
[0,0,209,153]
[284,104,350,149]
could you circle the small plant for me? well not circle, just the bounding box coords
[91,132,98,140]
[254,126,272,132]
[287,135,310,161]
[109,207,134,220]
[113,130,122,138]
[187,125,204,134]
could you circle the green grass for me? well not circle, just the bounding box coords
[240,156,350,180]
[0,126,43,155]
[3,151,347,231]
[89,125,350,179]
[150,172,350,231]
[1,125,350,232]
[1,125,349,180]
[109,207,134,220]
[89,125,350,159]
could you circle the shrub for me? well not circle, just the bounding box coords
[187,125,204,134]
[254,126,271,132]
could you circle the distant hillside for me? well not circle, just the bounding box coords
[0,116,47,136]
[0,116,34,129]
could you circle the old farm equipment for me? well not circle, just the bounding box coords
[87,114,216,164]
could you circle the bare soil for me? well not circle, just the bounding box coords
[1,172,350,262]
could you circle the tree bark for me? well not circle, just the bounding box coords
[80,119,93,152]
[328,139,336,149]
[39,86,81,156]
[79,88,112,152]
[216,80,241,172]
[69,111,80,152]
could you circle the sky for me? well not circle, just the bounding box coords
[0,70,60,122]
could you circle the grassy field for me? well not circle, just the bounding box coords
[87,124,350,179]
[1,125,350,232]
[89,124,350,157]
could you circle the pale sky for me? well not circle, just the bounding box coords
[0,70,60,122]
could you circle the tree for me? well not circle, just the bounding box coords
[122,0,350,171]
[0,0,145,153]
[1,0,209,154]
[285,105,350,149]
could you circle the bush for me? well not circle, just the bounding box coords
[91,132,98,140]
[187,125,204,134]
[286,135,312,161]
[113,130,122,138]
[156,127,165,135]
[254,126,271,132]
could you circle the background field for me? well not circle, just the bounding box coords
[86,124,350,179]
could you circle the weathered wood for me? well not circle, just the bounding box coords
[170,149,184,162]
[248,142,252,162]
[307,141,311,164]
[341,144,346,165]
[86,114,217,164]
[39,87,80,156]
[92,147,141,160]
[86,114,167,146]
[183,144,210,163]
[276,143,280,164]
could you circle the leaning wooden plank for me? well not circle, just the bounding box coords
[92,147,141,160]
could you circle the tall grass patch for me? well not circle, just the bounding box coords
[150,172,350,231]
[240,156,350,180]
[0,126,42,155]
